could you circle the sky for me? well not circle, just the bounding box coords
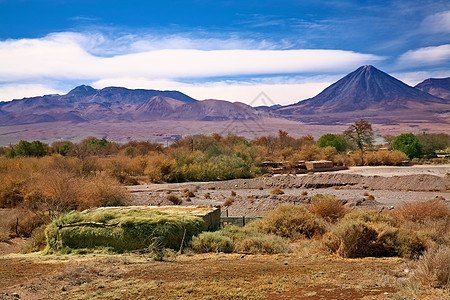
[0,0,449,106]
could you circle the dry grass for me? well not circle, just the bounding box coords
[413,245,450,288]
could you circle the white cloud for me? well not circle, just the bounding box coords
[0,32,384,82]
[0,83,63,101]
[397,44,450,67]
[420,10,450,34]
[92,77,334,106]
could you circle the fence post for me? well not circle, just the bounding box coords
[242,216,245,226]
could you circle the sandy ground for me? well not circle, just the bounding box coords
[335,164,450,177]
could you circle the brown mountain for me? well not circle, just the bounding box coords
[415,77,450,100]
[278,65,446,115]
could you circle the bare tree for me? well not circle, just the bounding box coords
[344,119,374,165]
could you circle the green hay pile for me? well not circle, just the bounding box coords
[45,209,204,254]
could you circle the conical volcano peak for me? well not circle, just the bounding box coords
[282,65,445,113]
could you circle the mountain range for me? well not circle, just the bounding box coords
[0,65,449,144]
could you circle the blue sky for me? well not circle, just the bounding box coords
[0,0,449,105]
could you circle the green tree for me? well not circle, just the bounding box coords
[317,134,348,153]
[392,133,422,159]
[416,133,450,157]
[13,140,47,157]
[343,119,374,165]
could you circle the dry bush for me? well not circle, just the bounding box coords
[208,186,216,190]
[190,231,235,253]
[144,153,177,183]
[390,200,450,224]
[390,200,450,247]
[230,190,236,197]
[258,186,264,190]
[22,170,82,218]
[181,188,196,198]
[270,188,285,195]
[21,224,48,253]
[223,197,234,207]
[366,194,375,201]
[167,195,182,205]
[323,212,426,259]
[301,191,308,196]
[0,209,47,238]
[413,245,450,288]
[220,225,291,254]
[363,192,370,196]
[342,209,395,225]
[308,194,349,223]
[253,204,325,240]
[204,193,211,199]
[237,235,291,254]
[365,150,408,166]
[82,174,131,208]
[323,219,378,258]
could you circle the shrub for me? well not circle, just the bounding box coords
[253,204,325,240]
[323,214,426,259]
[21,225,48,253]
[238,235,290,254]
[323,219,378,258]
[204,193,211,199]
[181,188,196,198]
[190,232,235,253]
[366,195,375,201]
[413,245,450,288]
[45,210,205,254]
[223,197,234,207]
[230,190,236,197]
[392,133,423,159]
[342,209,395,225]
[301,191,308,196]
[83,175,130,208]
[270,188,285,195]
[390,200,450,224]
[220,225,291,254]
[308,194,349,223]
[167,195,182,205]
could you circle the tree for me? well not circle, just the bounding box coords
[343,119,374,165]
[317,134,348,153]
[416,133,450,158]
[392,133,422,159]
[12,140,47,157]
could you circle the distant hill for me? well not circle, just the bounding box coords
[277,65,446,115]
[0,85,266,125]
[415,77,450,100]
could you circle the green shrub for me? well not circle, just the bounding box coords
[250,204,325,240]
[190,231,235,253]
[45,210,204,254]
